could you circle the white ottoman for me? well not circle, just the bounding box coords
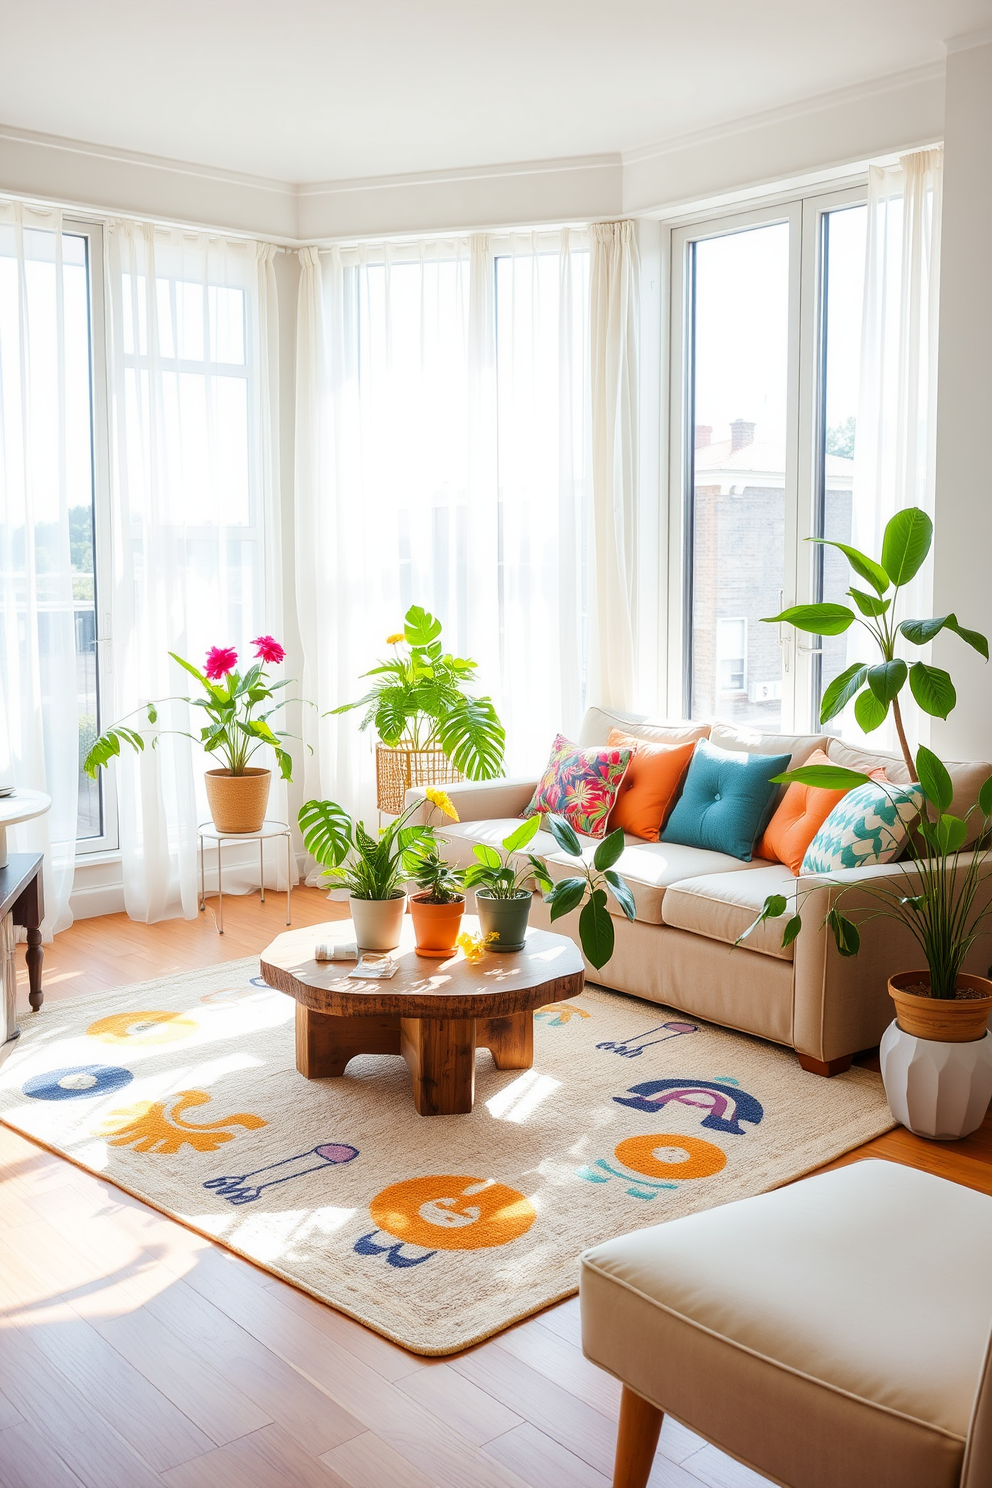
[580,1160,992,1488]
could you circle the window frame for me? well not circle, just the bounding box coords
[63,216,118,857]
[666,182,868,734]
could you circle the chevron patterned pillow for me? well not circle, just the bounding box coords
[801,780,924,874]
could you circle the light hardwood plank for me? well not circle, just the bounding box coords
[681,1443,776,1488]
[160,1423,353,1488]
[395,1360,524,1445]
[320,1430,439,1488]
[496,1315,623,1416]
[484,1421,612,1488]
[0,1422,88,1488]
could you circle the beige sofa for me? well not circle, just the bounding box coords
[410,705,992,1075]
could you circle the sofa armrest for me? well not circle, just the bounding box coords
[792,854,992,1064]
[404,777,539,826]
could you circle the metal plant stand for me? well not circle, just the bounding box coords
[198,819,293,934]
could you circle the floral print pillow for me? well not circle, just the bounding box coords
[525,735,632,840]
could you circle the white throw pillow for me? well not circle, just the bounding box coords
[801,780,924,874]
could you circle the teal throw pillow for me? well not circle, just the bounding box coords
[661,739,792,861]
[801,780,924,874]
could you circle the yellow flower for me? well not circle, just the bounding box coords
[457,930,495,963]
[386,632,405,645]
[425,786,459,822]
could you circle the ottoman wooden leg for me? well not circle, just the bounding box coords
[614,1385,663,1488]
[401,1016,476,1115]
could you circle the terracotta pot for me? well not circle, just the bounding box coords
[888,970,992,1043]
[204,768,271,834]
[476,890,531,952]
[409,893,465,958]
[350,893,407,952]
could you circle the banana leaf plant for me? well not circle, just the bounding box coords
[764,506,987,780]
[542,815,635,969]
[329,605,505,780]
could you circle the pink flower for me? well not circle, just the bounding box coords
[205,645,238,680]
[252,634,286,665]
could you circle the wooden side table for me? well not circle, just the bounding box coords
[1,853,45,1056]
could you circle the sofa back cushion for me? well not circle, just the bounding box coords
[606,731,696,842]
[661,739,792,861]
[578,706,710,749]
[525,734,631,840]
[756,747,853,875]
[826,738,991,846]
[801,779,925,874]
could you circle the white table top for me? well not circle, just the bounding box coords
[0,789,52,827]
[197,818,290,842]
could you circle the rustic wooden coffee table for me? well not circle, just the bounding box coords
[260,916,585,1116]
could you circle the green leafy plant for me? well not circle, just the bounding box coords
[330,605,505,780]
[408,847,465,905]
[298,786,456,901]
[462,816,554,900]
[84,638,302,781]
[742,509,992,999]
[740,748,992,999]
[764,507,988,779]
[542,816,635,970]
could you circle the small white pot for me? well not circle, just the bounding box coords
[879,1019,992,1140]
[349,893,406,952]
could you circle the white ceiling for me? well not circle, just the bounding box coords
[2,0,988,185]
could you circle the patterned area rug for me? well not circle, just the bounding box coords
[0,956,895,1354]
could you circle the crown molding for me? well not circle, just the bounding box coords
[622,60,945,167]
[944,25,992,54]
[299,152,621,200]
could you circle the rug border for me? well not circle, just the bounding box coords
[0,1109,896,1358]
[1,959,898,1357]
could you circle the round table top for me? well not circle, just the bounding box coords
[197,818,290,842]
[0,788,52,827]
[260,915,585,1020]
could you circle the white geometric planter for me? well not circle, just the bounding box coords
[880,1020,992,1140]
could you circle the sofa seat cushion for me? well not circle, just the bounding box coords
[580,1161,992,1488]
[661,863,799,959]
[542,839,765,925]
[437,819,563,876]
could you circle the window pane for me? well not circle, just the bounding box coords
[688,222,790,725]
[815,205,867,722]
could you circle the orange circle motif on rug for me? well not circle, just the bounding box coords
[370,1175,537,1250]
[86,1010,198,1045]
[614,1133,727,1181]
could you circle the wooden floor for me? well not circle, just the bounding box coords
[2,889,991,1488]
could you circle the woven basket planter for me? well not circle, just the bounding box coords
[375,743,463,816]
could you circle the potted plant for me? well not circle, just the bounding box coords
[406,848,466,958]
[747,507,992,1136]
[462,816,554,951]
[541,816,636,969]
[299,787,457,952]
[330,605,506,814]
[83,636,301,835]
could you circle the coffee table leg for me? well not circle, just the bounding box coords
[295,1005,400,1078]
[401,1016,476,1116]
[479,1011,534,1070]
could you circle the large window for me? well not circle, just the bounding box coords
[0,218,112,849]
[671,189,867,733]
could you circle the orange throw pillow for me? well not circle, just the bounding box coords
[756,747,853,875]
[606,730,696,841]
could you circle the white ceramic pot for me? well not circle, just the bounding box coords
[349,893,406,952]
[879,1019,992,1140]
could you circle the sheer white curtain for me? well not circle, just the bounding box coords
[295,230,591,819]
[0,200,82,933]
[588,220,639,710]
[851,148,942,748]
[105,222,287,920]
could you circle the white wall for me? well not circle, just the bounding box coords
[931,38,992,762]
